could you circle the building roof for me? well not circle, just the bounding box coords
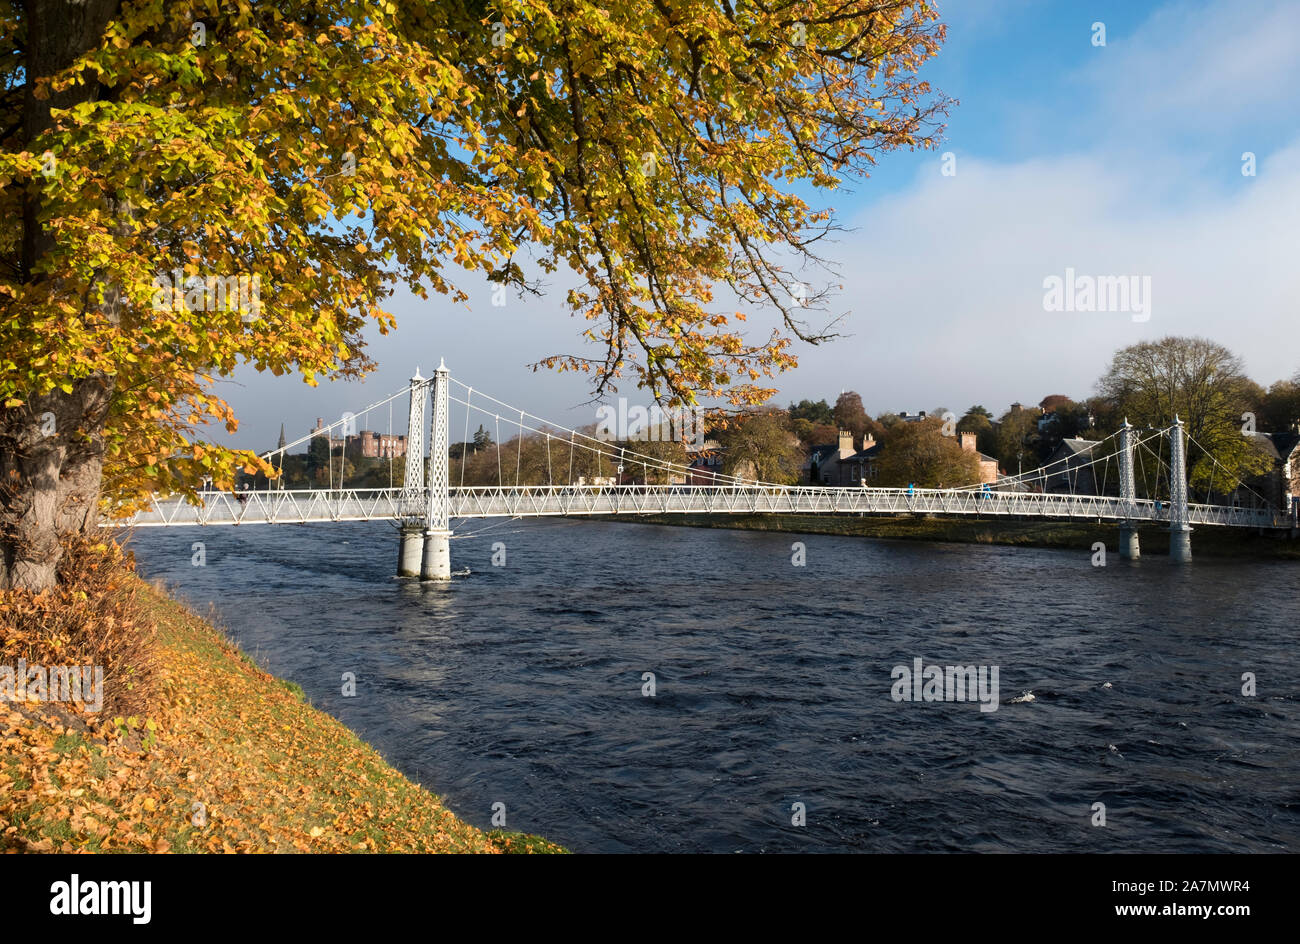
[842,442,884,463]
[1049,438,1102,457]
[1251,435,1282,461]
[1263,431,1300,460]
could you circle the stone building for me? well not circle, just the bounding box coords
[310,418,407,458]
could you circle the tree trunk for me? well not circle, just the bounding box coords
[1,376,114,589]
[1,1,122,591]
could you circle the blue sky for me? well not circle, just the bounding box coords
[215,0,1300,451]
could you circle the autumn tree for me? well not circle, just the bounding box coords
[612,438,688,485]
[832,391,869,441]
[789,399,833,426]
[718,410,803,484]
[1095,337,1269,493]
[994,404,1040,476]
[874,416,980,488]
[1259,375,1300,433]
[0,0,948,589]
[790,418,839,452]
[305,435,331,485]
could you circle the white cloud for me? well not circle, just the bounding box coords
[791,140,1300,416]
[1078,0,1300,130]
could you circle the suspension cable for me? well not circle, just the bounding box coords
[460,387,472,490]
[516,410,524,486]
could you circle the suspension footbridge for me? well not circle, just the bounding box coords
[114,363,1294,576]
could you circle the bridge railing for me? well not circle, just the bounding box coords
[109,484,1290,529]
[445,485,1289,527]
[119,488,407,527]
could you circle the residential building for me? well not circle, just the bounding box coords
[686,439,725,485]
[803,429,858,484]
[1237,431,1300,511]
[1042,438,1103,494]
[817,430,1000,487]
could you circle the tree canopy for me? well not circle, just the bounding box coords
[789,398,833,426]
[875,416,979,488]
[832,390,869,441]
[1094,336,1269,490]
[0,0,950,589]
[718,409,802,484]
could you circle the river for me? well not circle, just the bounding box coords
[126,517,1299,852]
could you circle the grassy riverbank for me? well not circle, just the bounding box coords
[616,513,1300,559]
[1,542,565,853]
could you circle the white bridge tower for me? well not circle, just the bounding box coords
[1168,415,1192,563]
[420,360,452,579]
[1118,419,1139,559]
[396,362,453,579]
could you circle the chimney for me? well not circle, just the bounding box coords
[960,432,976,453]
[862,433,876,450]
[838,429,854,453]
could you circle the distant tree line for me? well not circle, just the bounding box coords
[243,337,1297,498]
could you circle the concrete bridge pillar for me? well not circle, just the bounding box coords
[397,368,429,577]
[420,529,451,580]
[420,360,453,580]
[1118,524,1140,560]
[397,524,424,577]
[1118,419,1140,559]
[1168,416,1192,563]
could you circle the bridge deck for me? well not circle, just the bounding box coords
[112,485,1289,529]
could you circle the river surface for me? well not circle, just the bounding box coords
[126,518,1300,853]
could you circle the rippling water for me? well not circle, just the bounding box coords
[126,517,1300,852]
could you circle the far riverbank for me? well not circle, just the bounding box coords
[604,513,1300,559]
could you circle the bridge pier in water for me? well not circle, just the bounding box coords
[397,524,424,577]
[1168,416,1192,563]
[1117,420,1140,560]
[396,365,452,579]
[420,529,451,580]
[394,361,454,579]
[1118,525,1140,560]
[418,361,453,580]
